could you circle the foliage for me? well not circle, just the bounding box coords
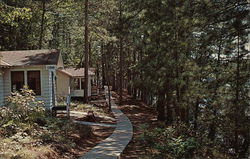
[139,123,233,159]
[0,2,32,26]
[0,0,249,158]
[0,87,92,158]
[0,87,45,137]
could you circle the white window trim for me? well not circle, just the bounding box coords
[72,77,84,90]
[80,78,82,90]
[10,69,42,97]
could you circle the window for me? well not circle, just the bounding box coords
[27,71,41,95]
[81,78,85,90]
[11,71,24,92]
[73,78,80,90]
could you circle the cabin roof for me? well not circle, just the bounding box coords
[60,68,95,77]
[0,60,11,67]
[0,49,60,66]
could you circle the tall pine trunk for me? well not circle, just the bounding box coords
[101,43,106,88]
[83,0,89,103]
[234,34,240,154]
[39,0,46,49]
[118,0,123,104]
[208,41,221,140]
[157,89,166,121]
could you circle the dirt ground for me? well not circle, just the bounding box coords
[35,91,157,159]
[53,104,115,158]
[113,92,158,159]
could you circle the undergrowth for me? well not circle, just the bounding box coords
[0,87,91,159]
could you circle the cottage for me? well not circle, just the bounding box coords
[0,49,94,108]
[57,68,95,98]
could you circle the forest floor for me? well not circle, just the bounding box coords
[43,125,115,159]
[54,98,116,159]
[112,92,158,159]
[0,91,157,159]
[0,95,116,159]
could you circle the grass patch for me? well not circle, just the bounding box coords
[72,101,108,116]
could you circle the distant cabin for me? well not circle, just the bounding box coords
[57,68,95,98]
[0,49,95,108]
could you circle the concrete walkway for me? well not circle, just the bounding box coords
[79,99,133,159]
[73,120,116,128]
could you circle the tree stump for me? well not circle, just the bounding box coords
[86,111,96,122]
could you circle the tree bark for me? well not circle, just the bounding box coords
[101,43,106,88]
[234,34,241,154]
[39,0,46,49]
[157,98,165,121]
[104,43,112,111]
[193,98,199,130]
[83,0,89,103]
[157,90,166,121]
[208,41,221,141]
[118,0,123,104]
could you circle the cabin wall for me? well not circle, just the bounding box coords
[70,76,92,97]
[2,66,52,108]
[56,71,70,97]
[0,68,4,106]
[88,76,92,96]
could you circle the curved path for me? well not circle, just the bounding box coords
[80,98,133,159]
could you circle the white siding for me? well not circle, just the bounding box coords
[70,76,92,97]
[0,68,4,106]
[47,69,53,108]
[3,68,10,101]
[88,76,92,96]
[3,66,52,108]
[56,71,70,97]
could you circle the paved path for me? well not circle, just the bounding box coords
[71,111,116,121]
[79,96,133,159]
[73,120,116,128]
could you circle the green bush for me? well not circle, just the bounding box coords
[139,123,200,159]
[0,87,93,159]
[76,124,92,138]
[0,87,45,137]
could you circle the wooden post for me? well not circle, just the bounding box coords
[66,95,71,118]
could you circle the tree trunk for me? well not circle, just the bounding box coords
[104,43,112,111]
[157,90,166,121]
[208,39,222,141]
[234,34,241,154]
[101,43,106,88]
[83,0,89,103]
[96,64,100,87]
[39,0,46,49]
[118,0,123,104]
[166,81,173,124]
[89,41,92,67]
[127,68,132,95]
[193,98,199,130]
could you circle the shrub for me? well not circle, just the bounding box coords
[75,124,92,138]
[5,86,45,122]
[0,87,45,137]
[0,87,93,158]
[139,123,200,159]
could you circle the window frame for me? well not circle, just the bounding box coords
[72,78,81,90]
[27,70,41,96]
[11,71,25,93]
[10,69,42,96]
